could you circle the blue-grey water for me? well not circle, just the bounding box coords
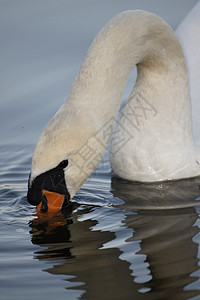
[1,1,200,299]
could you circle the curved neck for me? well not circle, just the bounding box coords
[31,10,198,199]
[67,10,191,135]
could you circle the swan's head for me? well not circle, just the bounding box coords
[27,102,103,212]
[27,159,70,212]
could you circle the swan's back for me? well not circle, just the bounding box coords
[176,2,200,145]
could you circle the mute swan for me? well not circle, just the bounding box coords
[27,9,200,212]
[176,1,200,145]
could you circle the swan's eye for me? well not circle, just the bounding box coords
[50,173,63,186]
[59,159,68,169]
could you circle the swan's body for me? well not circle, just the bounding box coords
[28,9,200,206]
[176,1,200,145]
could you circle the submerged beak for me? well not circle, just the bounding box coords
[36,189,66,213]
[27,160,70,213]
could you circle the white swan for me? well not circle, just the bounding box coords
[176,1,200,145]
[27,9,200,210]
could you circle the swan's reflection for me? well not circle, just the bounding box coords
[30,177,200,299]
[111,177,200,299]
[111,176,200,209]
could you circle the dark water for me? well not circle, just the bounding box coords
[1,1,200,299]
[1,144,200,300]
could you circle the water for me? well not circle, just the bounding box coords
[1,1,200,299]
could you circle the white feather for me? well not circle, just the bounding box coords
[30,9,200,198]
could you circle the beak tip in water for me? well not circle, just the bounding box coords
[36,189,65,213]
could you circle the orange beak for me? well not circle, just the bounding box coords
[36,189,65,213]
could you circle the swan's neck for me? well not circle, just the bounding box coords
[68,11,190,133]
[32,11,200,198]
[67,10,199,188]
